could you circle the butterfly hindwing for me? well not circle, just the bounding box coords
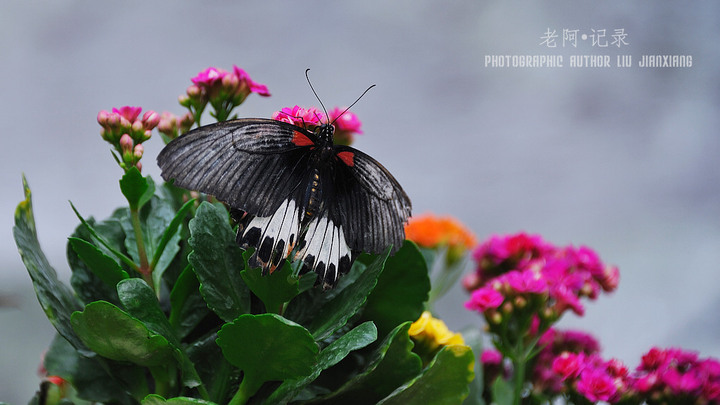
[331,146,412,255]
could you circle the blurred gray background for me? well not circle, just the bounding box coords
[2,1,719,402]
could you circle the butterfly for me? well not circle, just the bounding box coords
[157,101,411,289]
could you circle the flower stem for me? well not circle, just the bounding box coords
[130,206,153,290]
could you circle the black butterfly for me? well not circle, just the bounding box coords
[157,110,411,289]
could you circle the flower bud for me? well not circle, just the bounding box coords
[131,119,144,134]
[135,161,142,172]
[97,110,110,126]
[119,134,133,153]
[514,296,527,309]
[119,116,131,129]
[187,84,201,98]
[142,130,152,142]
[142,110,160,130]
[178,94,191,107]
[133,144,144,159]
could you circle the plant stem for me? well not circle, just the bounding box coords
[229,375,261,405]
[130,206,153,290]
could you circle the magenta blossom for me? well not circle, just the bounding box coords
[191,67,227,87]
[272,105,323,128]
[232,65,270,97]
[464,287,504,312]
[576,367,618,402]
[97,106,157,171]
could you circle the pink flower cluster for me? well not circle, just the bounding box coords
[272,105,364,145]
[632,347,720,403]
[188,65,270,101]
[181,65,270,122]
[157,111,195,142]
[464,233,619,321]
[97,106,159,172]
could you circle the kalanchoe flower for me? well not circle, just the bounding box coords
[405,213,477,265]
[272,105,324,128]
[631,347,720,403]
[184,65,270,123]
[409,311,465,363]
[328,107,363,145]
[272,105,366,146]
[98,106,157,172]
[157,111,195,143]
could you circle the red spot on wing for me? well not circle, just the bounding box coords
[336,151,355,166]
[292,131,315,147]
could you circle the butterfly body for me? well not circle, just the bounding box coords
[158,118,411,289]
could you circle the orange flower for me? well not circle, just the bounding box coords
[405,213,477,261]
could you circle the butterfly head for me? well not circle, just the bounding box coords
[316,122,335,147]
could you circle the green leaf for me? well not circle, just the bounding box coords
[44,334,144,404]
[317,322,422,404]
[188,202,250,321]
[216,314,318,399]
[71,301,175,367]
[120,166,155,211]
[240,260,299,314]
[307,248,391,340]
[267,321,378,403]
[461,327,486,405]
[378,345,475,405]
[361,240,430,337]
[69,237,129,288]
[169,264,210,340]
[149,198,195,273]
[142,394,218,405]
[70,202,138,272]
[117,278,203,388]
[490,376,514,405]
[13,176,87,353]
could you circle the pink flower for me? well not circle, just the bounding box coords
[272,105,324,128]
[329,107,363,134]
[112,106,142,122]
[576,367,617,402]
[552,352,585,381]
[232,65,270,97]
[464,287,504,312]
[480,349,503,365]
[191,67,227,87]
[505,270,547,294]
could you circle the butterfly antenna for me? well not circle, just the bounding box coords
[330,84,376,126]
[305,69,329,122]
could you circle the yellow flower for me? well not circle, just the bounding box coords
[409,311,465,354]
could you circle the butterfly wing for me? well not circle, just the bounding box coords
[157,118,315,216]
[331,145,412,255]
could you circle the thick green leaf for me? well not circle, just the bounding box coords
[117,278,203,388]
[71,301,175,367]
[491,376,514,405]
[216,314,318,397]
[69,237,129,287]
[267,321,378,404]
[169,264,210,340]
[142,394,217,405]
[44,334,144,404]
[240,260,299,314]
[120,167,155,211]
[121,196,183,288]
[461,327,486,405]
[316,322,422,404]
[378,345,475,405]
[188,202,250,321]
[307,248,390,340]
[13,177,87,353]
[362,241,430,337]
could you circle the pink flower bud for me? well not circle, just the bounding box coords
[178,94,191,107]
[135,161,142,172]
[133,144,144,159]
[119,116,131,129]
[119,134,133,153]
[142,110,160,130]
[187,84,201,98]
[131,120,144,133]
[142,130,152,142]
[97,110,110,126]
